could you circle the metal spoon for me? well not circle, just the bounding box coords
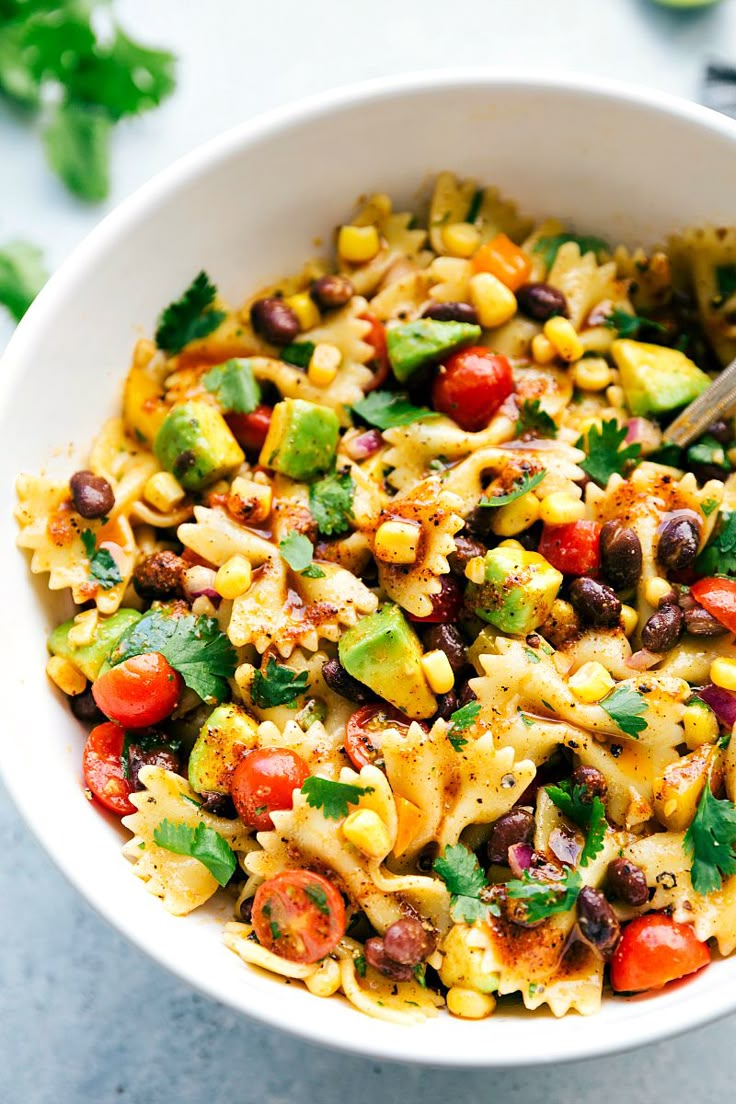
[664,355,736,447]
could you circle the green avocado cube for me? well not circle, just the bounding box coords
[338,604,436,719]
[154,401,244,491]
[48,608,142,682]
[386,319,481,382]
[467,546,562,636]
[611,339,711,417]
[259,398,339,480]
[188,703,258,794]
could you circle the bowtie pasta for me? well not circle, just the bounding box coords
[18,171,736,1025]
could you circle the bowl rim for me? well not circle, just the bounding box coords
[4,67,736,1067]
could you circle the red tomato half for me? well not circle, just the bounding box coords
[538,520,602,576]
[408,575,463,624]
[345,704,422,770]
[227,404,273,452]
[231,747,310,831]
[360,311,390,391]
[610,914,710,993]
[82,722,135,816]
[691,577,736,634]
[92,652,182,729]
[432,347,514,432]
[252,869,346,963]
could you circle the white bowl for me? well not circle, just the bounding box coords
[3,70,736,1067]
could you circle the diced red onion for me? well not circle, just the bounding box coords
[625,417,662,454]
[183,565,218,600]
[98,541,125,571]
[508,842,534,878]
[344,429,383,461]
[699,684,736,729]
[626,649,663,671]
[549,827,583,867]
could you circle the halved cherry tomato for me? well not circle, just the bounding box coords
[345,704,421,770]
[82,721,135,816]
[610,913,710,993]
[359,311,390,391]
[230,747,309,831]
[538,520,602,576]
[432,347,514,432]
[472,233,532,291]
[252,869,346,963]
[92,652,182,729]
[691,577,736,633]
[409,575,463,623]
[226,404,273,452]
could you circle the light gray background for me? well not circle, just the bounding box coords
[3,1,736,1100]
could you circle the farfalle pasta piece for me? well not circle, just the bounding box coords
[426,255,472,304]
[336,938,443,1023]
[547,241,630,330]
[472,185,533,246]
[438,441,585,517]
[521,218,566,281]
[368,268,432,322]
[669,226,736,365]
[428,171,478,253]
[382,419,515,494]
[613,244,672,312]
[88,417,160,516]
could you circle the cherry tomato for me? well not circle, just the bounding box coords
[252,869,346,963]
[92,652,182,729]
[538,520,602,576]
[82,721,135,816]
[610,913,710,993]
[408,575,463,623]
[432,347,514,432]
[359,311,390,391]
[226,404,273,452]
[472,233,532,291]
[230,747,309,830]
[345,704,419,770]
[691,577,736,633]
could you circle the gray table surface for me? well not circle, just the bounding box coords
[4,1,736,1099]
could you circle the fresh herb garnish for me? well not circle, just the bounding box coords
[578,419,641,487]
[354,954,367,978]
[515,399,556,439]
[279,531,325,578]
[479,468,546,507]
[251,656,310,709]
[309,468,354,536]
[466,187,484,224]
[716,264,736,300]
[687,436,731,474]
[696,510,736,577]
[702,498,719,517]
[506,867,582,923]
[447,701,481,750]
[352,390,439,430]
[304,883,331,915]
[155,271,226,354]
[202,359,260,414]
[684,777,736,896]
[281,341,315,369]
[604,307,667,339]
[545,782,607,867]
[301,776,374,821]
[0,240,47,321]
[601,685,648,739]
[434,843,494,923]
[80,528,122,589]
[533,234,609,268]
[153,819,236,886]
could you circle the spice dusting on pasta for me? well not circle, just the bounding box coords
[17,172,736,1023]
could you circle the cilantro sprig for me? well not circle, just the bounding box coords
[533,234,609,268]
[515,399,556,440]
[352,390,439,430]
[153,819,236,886]
[309,468,354,536]
[545,782,607,867]
[684,777,736,896]
[447,701,481,751]
[0,240,47,321]
[301,776,374,821]
[601,685,648,739]
[578,419,641,487]
[202,359,260,414]
[251,657,310,709]
[281,341,315,369]
[479,469,546,508]
[604,306,667,339]
[433,844,495,923]
[506,867,582,923]
[696,510,736,577]
[155,271,226,354]
[81,529,122,590]
[279,532,325,579]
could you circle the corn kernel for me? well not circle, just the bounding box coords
[67,608,98,648]
[227,477,272,525]
[531,333,557,364]
[144,471,186,513]
[192,595,218,618]
[727,446,736,468]
[710,657,736,692]
[606,384,625,408]
[374,519,420,565]
[573,356,613,392]
[539,492,585,526]
[307,342,342,387]
[543,316,584,362]
[620,604,638,636]
[496,539,525,551]
[421,649,455,694]
[569,661,615,703]
[285,291,320,332]
[490,492,540,537]
[446,986,496,1020]
[337,224,381,264]
[215,555,253,600]
[442,221,481,258]
[683,700,720,750]
[465,555,487,585]
[644,576,675,608]
[469,272,517,328]
[305,958,341,998]
[353,192,392,226]
[46,655,86,696]
[342,808,391,858]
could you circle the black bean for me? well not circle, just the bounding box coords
[606,858,649,907]
[321,658,375,704]
[576,886,621,958]
[383,917,436,965]
[568,577,622,628]
[364,936,414,980]
[127,745,180,792]
[422,624,467,673]
[310,274,354,311]
[706,419,733,446]
[133,550,186,600]
[600,522,642,591]
[457,682,478,708]
[463,507,496,542]
[641,603,684,652]
[448,533,487,573]
[421,301,479,325]
[684,605,729,636]
[250,297,300,345]
[435,690,458,720]
[657,516,701,572]
[487,808,535,864]
[198,791,237,817]
[239,897,254,924]
[69,686,104,725]
[570,765,608,803]
[69,470,115,519]
[516,282,568,322]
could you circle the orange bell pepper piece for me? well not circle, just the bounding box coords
[472,232,531,291]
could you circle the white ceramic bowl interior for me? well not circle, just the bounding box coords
[3,71,736,1067]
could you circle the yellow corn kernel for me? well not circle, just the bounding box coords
[531,333,557,365]
[67,608,98,648]
[353,192,392,226]
[469,272,517,328]
[227,477,272,525]
[539,492,585,526]
[711,657,736,692]
[442,221,481,258]
[465,555,487,585]
[569,661,615,703]
[573,356,613,391]
[496,539,525,551]
[342,809,392,858]
[337,224,381,264]
[307,342,342,387]
[620,604,638,636]
[644,576,675,608]
[191,595,218,618]
[285,291,321,332]
[215,555,253,600]
[683,700,720,751]
[606,384,625,409]
[446,986,496,1020]
[374,519,420,565]
[421,649,455,694]
[46,656,86,696]
[305,958,341,998]
[144,471,186,513]
[490,492,540,537]
[727,446,736,468]
[544,316,584,362]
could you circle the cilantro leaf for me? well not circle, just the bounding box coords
[279,531,325,578]
[506,868,582,923]
[433,843,491,923]
[109,607,237,703]
[479,468,546,507]
[447,701,480,751]
[281,341,315,369]
[251,656,309,709]
[155,271,226,354]
[352,390,439,430]
[153,819,236,886]
[42,99,112,201]
[702,498,719,517]
[80,528,122,590]
[684,780,736,896]
[687,436,731,474]
[604,307,667,339]
[697,510,736,577]
[202,359,260,414]
[601,685,648,739]
[516,399,556,439]
[301,776,374,821]
[0,240,47,321]
[578,419,641,487]
[716,264,736,300]
[545,782,607,867]
[63,27,176,122]
[309,468,354,536]
[533,234,609,267]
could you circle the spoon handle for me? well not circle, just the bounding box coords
[665,355,736,447]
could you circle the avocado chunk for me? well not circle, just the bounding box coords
[611,340,710,417]
[154,401,244,491]
[188,703,258,794]
[259,398,339,480]
[467,546,562,635]
[48,608,142,682]
[338,604,436,719]
[387,319,481,383]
